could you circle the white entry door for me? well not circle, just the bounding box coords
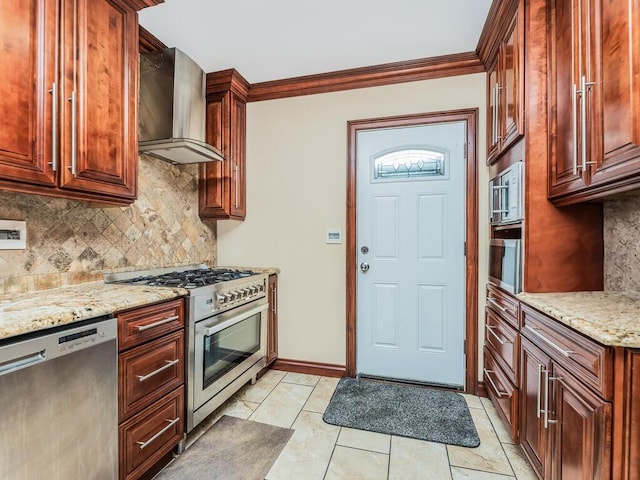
[356,121,466,387]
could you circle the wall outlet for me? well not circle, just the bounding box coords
[0,220,27,250]
[326,228,342,244]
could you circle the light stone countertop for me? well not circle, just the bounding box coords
[219,266,281,276]
[517,291,640,348]
[0,282,187,341]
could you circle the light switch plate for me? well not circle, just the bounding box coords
[0,220,27,250]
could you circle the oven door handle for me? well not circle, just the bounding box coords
[204,304,269,337]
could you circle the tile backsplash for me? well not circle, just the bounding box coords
[0,156,216,295]
[604,196,640,291]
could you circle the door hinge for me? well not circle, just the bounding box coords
[464,142,468,159]
[464,241,467,256]
[464,339,467,352]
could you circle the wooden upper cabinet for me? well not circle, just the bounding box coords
[58,0,138,199]
[0,0,143,205]
[199,69,249,220]
[548,0,640,204]
[0,0,57,187]
[486,3,524,165]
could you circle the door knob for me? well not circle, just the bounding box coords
[360,262,370,273]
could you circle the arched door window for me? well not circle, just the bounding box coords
[371,146,448,182]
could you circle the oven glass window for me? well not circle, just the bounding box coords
[203,312,261,389]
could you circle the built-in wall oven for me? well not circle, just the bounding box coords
[489,239,522,294]
[106,267,269,433]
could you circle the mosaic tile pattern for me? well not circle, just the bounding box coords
[604,197,640,291]
[0,156,216,294]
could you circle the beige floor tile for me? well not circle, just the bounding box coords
[451,466,515,479]
[266,411,340,480]
[447,409,514,476]
[389,436,452,480]
[234,368,286,403]
[337,427,391,454]
[502,444,537,480]
[483,400,515,444]
[281,371,321,386]
[249,382,313,428]
[324,445,389,480]
[303,376,340,413]
[461,393,485,409]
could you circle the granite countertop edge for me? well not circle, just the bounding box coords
[0,281,188,342]
[517,291,640,348]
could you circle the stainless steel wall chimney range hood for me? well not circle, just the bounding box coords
[139,48,223,164]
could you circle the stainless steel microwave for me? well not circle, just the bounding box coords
[488,239,522,294]
[489,162,523,225]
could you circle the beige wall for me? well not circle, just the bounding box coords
[218,74,488,375]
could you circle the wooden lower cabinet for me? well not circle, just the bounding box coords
[117,298,186,480]
[266,274,278,365]
[488,298,614,479]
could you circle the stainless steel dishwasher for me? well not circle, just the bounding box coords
[0,316,118,480]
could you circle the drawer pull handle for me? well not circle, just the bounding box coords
[136,417,180,450]
[136,315,180,331]
[487,298,514,316]
[524,325,575,357]
[486,325,511,345]
[136,359,179,382]
[484,368,509,398]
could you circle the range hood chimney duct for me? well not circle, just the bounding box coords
[139,47,223,164]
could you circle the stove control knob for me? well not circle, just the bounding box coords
[225,293,233,301]
[217,294,226,304]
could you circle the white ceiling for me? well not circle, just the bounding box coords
[139,0,493,84]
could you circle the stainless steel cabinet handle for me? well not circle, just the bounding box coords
[136,359,179,382]
[487,298,513,316]
[484,368,509,397]
[68,91,77,175]
[524,325,575,357]
[272,287,277,315]
[135,315,179,332]
[572,83,579,175]
[580,75,597,172]
[536,363,543,419]
[493,84,499,145]
[543,368,550,428]
[136,417,180,449]
[495,84,503,141]
[234,163,239,209]
[546,375,559,426]
[486,325,510,345]
[49,82,58,171]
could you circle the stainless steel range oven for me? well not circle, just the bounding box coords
[188,276,268,431]
[106,266,269,433]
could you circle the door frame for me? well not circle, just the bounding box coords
[345,108,479,394]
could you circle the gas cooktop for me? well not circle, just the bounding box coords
[105,267,257,290]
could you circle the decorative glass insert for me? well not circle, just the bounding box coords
[372,148,447,181]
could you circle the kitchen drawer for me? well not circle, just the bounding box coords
[120,387,184,480]
[484,347,519,442]
[118,299,184,351]
[119,331,184,421]
[485,306,519,384]
[486,284,519,329]
[521,304,613,400]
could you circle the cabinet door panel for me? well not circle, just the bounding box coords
[0,0,57,187]
[588,0,640,186]
[60,0,137,199]
[551,362,611,480]
[502,9,524,149]
[520,336,551,478]
[548,0,589,196]
[228,94,246,218]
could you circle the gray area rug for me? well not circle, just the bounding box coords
[155,415,293,480]
[323,377,480,448]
